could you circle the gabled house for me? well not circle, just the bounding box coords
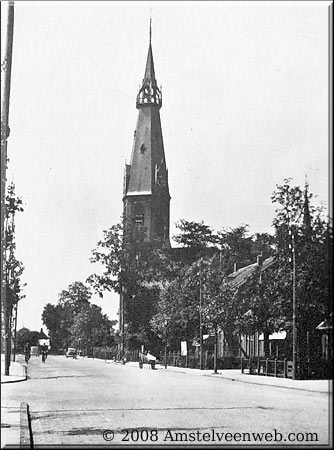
[216,254,286,359]
[38,328,50,349]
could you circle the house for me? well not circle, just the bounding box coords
[216,255,287,359]
[38,328,50,350]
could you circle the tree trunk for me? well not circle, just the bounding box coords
[263,331,270,358]
[164,342,167,369]
[4,304,11,375]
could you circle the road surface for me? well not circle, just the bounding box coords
[2,355,331,446]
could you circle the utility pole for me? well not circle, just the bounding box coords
[119,287,124,358]
[199,258,203,370]
[1,1,15,377]
[291,232,297,380]
[12,301,18,362]
[288,217,298,381]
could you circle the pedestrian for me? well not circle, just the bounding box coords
[41,344,48,364]
[24,343,31,364]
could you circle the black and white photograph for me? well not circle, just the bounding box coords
[1,1,332,447]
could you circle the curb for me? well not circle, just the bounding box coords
[1,362,27,384]
[202,372,330,394]
[127,362,330,394]
[20,402,33,448]
[1,376,27,384]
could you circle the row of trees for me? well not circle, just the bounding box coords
[86,179,332,367]
[15,327,41,354]
[1,182,26,372]
[40,179,331,370]
[41,281,117,354]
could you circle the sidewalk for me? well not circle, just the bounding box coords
[120,360,331,394]
[1,401,31,449]
[1,355,27,384]
[1,356,30,448]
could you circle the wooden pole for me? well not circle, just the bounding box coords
[292,233,297,380]
[199,258,203,370]
[1,2,15,376]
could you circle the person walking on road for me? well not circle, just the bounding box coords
[24,343,31,364]
[41,344,48,364]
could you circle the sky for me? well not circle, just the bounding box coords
[1,1,331,334]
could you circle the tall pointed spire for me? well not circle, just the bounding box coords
[149,14,152,46]
[136,18,161,108]
[124,20,170,248]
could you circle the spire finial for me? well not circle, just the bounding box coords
[149,13,152,45]
[304,173,309,191]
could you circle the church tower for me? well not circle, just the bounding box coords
[123,23,171,248]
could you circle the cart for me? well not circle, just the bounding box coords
[139,351,156,369]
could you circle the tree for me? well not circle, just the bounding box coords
[88,219,181,351]
[70,303,116,355]
[201,256,238,372]
[42,281,94,352]
[217,225,275,275]
[2,182,25,375]
[58,281,91,313]
[150,279,186,362]
[236,265,288,357]
[247,179,333,358]
[16,327,30,354]
[41,303,66,353]
[172,219,217,249]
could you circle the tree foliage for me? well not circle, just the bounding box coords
[236,179,332,358]
[2,183,25,369]
[41,281,116,353]
[87,219,182,349]
[173,219,216,249]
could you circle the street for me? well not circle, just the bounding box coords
[2,355,331,446]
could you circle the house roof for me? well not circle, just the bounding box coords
[228,256,276,288]
[38,329,49,339]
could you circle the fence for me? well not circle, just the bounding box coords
[89,347,140,362]
[83,348,331,379]
[158,351,241,370]
[241,357,332,380]
[241,357,293,378]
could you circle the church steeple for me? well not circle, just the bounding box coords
[123,22,170,248]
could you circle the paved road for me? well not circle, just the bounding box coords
[2,355,331,446]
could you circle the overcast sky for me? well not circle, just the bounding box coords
[1,1,330,334]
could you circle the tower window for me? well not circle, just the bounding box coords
[140,144,146,154]
[134,214,144,225]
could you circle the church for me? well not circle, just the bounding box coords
[123,23,171,250]
[119,24,172,353]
